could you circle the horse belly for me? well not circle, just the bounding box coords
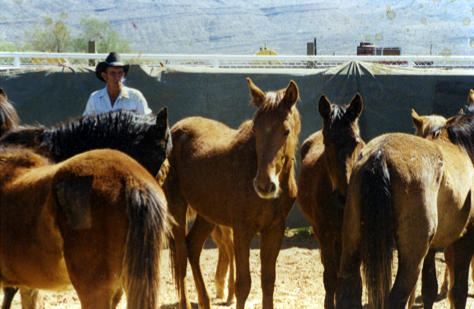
[1,251,71,290]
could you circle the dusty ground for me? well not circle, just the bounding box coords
[1,230,473,309]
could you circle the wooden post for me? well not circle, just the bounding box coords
[88,40,96,66]
[307,41,315,68]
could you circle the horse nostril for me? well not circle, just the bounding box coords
[269,182,276,194]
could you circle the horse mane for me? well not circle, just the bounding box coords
[0,125,47,149]
[42,110,157,161]
[444,112,474,164]
[0,95,19,137]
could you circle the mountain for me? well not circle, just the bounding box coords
[1,0,473,56]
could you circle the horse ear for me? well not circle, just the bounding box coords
[468,89,474,104]
[0,88,7,99]
[411,109,423,131]
[283,80,299,109]
[318,95,332,120]
[247,78,266,107]
[156,106,169,130]
[347,93,363,120]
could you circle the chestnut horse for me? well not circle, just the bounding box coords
[297,93,364,309]
[0,147,171,309]
[163,78,301,309]
[336,110,474,309]
[0,98,172,308]
[158,160,235,305]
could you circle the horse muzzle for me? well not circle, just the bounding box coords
[253,177,279,199]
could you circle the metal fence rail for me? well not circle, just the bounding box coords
[1,52,474,69]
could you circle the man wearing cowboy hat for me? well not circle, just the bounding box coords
[83,52,152,116]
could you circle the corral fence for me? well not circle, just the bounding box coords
[1,52,474,70]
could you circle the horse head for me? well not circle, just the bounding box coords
[125,107,172,178]
[0,88,20,138]
[248,78,301,199]
[318,93,364,197]
[412,109,447,138]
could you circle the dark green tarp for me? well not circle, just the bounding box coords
[1,62,473,227]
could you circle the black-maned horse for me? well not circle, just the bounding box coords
[0,105,172,308]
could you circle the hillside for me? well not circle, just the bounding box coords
[1,0,473,56]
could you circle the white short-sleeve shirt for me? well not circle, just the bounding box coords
[83,86,152,116]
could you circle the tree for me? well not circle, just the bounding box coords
[0,39,19,52]
[24,17,71,52]
[22,16,132,54]
[78,17,131,53]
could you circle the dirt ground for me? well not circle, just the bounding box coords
[1,230,473,309]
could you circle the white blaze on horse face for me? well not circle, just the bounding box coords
[253,122,286,199]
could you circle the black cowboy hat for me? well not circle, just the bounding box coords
[95,52,130,82]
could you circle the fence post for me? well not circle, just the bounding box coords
[88,41,96,66]
[213,58,219,68]
[14,55,20,67]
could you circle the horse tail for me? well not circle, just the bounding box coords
[123,183,172,309]
[359,151,394,309]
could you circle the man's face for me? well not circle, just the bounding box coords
[102,66,125,89]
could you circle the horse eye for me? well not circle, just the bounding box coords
[284,129,290,136]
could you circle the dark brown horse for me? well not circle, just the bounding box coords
[0,147,171,309]
[163,78,301,309]
[336,109,474,309]
[297,94,364,309]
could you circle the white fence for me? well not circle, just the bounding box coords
[1,52,474,69]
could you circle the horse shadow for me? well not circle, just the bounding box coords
[202,230,320,250]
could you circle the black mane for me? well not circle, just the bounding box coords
[44,111,156,160]
[445,112,474,164]
[1,110,171,177]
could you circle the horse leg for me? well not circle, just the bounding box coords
[390,221,433,309]
[336,197,362,309]
[232,224,255,309]
[450,226,474,309]
[318,236,339,309]
[443,245,455,304]
[163,178,191,309]
[260,218,286,309]
[18,287,44,309]
[336,246,362,309]
[212,225,235,304]
[186,214,216,309]
[212,225,229,299]
[111,288,123,309]
[222,226,235,305]
[1,287,18,309]
[421,248,438,309]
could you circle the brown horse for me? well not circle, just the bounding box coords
[0,94,172,309]
[163,78,301,309]
[297,93,364,309]
[0,147,171,309]
[336,109,474,309]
